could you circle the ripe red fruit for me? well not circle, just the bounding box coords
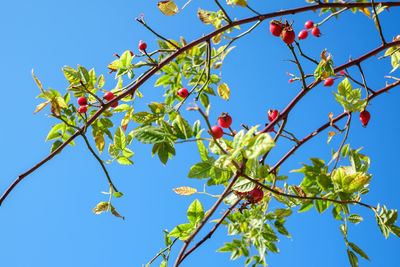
[305,21,314,29]
[104,92,115,101]
[298,29,308,40]
[217,113,232,128]
[78,105,87,114]
[139,41,147,51]
[77,97,87,106]
[289,79,294,83]
[210,125,223,139]
[324,77,334,87]
[247,187,264,203]
[177,88,189,98]
[268,109,279,122]
[269,20,283,37]
[339,70,346,75]
[281,29,296,44]
[111,101,118,108]
[360,110,371,127]
[311,27,321,37]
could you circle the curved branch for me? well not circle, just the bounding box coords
[1,0,400,206]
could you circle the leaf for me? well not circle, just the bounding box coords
[50,140,63,153]
[244,133,275,159]
[117,156,133,165]
[113,192,124,198]
[173,186,197,196]
[110,205,125,220]
[174,115,193,139]
[347,249,359,267]
[227,0,247,7]
[133,126,166,144]
[169,223,194,240]
[275,209,293,218]
[198,8,212,24]
[114,127,126,150]
[349,242,370,261]
[158,1,178,16]
[95,134,105,154]
[92,202,109,214]
[187,199,205,224]
[348,214,364,224]
[188,162,212,179]
[31,69,46,95]
[217,83,230,101]
[34,101,50,114]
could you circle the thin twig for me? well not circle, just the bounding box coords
[316,7,348,27]
[145,237,179,267]
[136,18,179,49]
[357,63,371,100]
[294,41,319,65]
[332,112,352,171]
[371,0,386,45]
[80,133,118,193]
[215,0,232,24]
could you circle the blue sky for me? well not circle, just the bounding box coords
[0,1,399,266]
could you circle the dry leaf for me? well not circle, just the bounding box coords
[173,186,197,196]
[158,1,178,16]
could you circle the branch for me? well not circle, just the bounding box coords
[332,112,352,171]
[371,0,386,45]
[1,0,400,206]
[179,197,242,263]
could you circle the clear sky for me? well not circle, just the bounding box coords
[0,0,399,266]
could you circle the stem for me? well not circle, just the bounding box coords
[241,173,375,210]
[174,169,243,266]
[145,237,179,267]
[215,0,232,24]
[294,41,319,65]
[316,7,348,27]
[179,197,242,262]
[371,0,386,45]
[136,18,179,49]
[81,134,118,192]
[332,112,352,171]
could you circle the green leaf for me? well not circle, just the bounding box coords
[275,208,293,218]
[117,156,133,165]
[348,214,363,224]
[347,249,359,267]
[298,201,313,213]
[197,138,209,162]
[114,127,126,150]
[338,78,352,97]
[243,133,275,159]
[341,144,350,158]
[50,140,63,153]
[169,223,194,240]
[188,162,212,179]
[132,126,167,144]
[113,192,124,198]
[187,199,205,224]
[349,242,370,261]
[232,177,256,193]
[173,115,193,139]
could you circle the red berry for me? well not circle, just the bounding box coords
[177,88,189,98]
[129,50,134,57]
[360,110,371,127]
[269,20,283,37]
[210,125,223,139]
[289,79,294,83]
[77,97,87,106]
[139,41,147,51]
[305,21,314,29]
[324,77,334,87]
[111,101,118,108]
[78,105,87,114]
[217,113,232,128]
[268,109,279,122]
[311,27,321,37]
[247,187,264,203]
[281,29,296,44]
[339,70,346,75]
[298,29,308,40]
[103,92,115,101]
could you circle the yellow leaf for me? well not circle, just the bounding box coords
[95,134,105,154]
[121,111,131,131]
[34,101,50,114]
[158,1,178,16]
[212,33,222,45]
[227,0,247,7]
[197,8,211,24]
[359,7,371,18]
[173,186,197,196]
[31,69,45,95]
[217,83,230,101]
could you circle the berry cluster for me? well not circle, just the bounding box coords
[77,97,88,114]
[298,20,321,40]
[210,113,232,139]
[269,20,295,44]
[103,91,118,108]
